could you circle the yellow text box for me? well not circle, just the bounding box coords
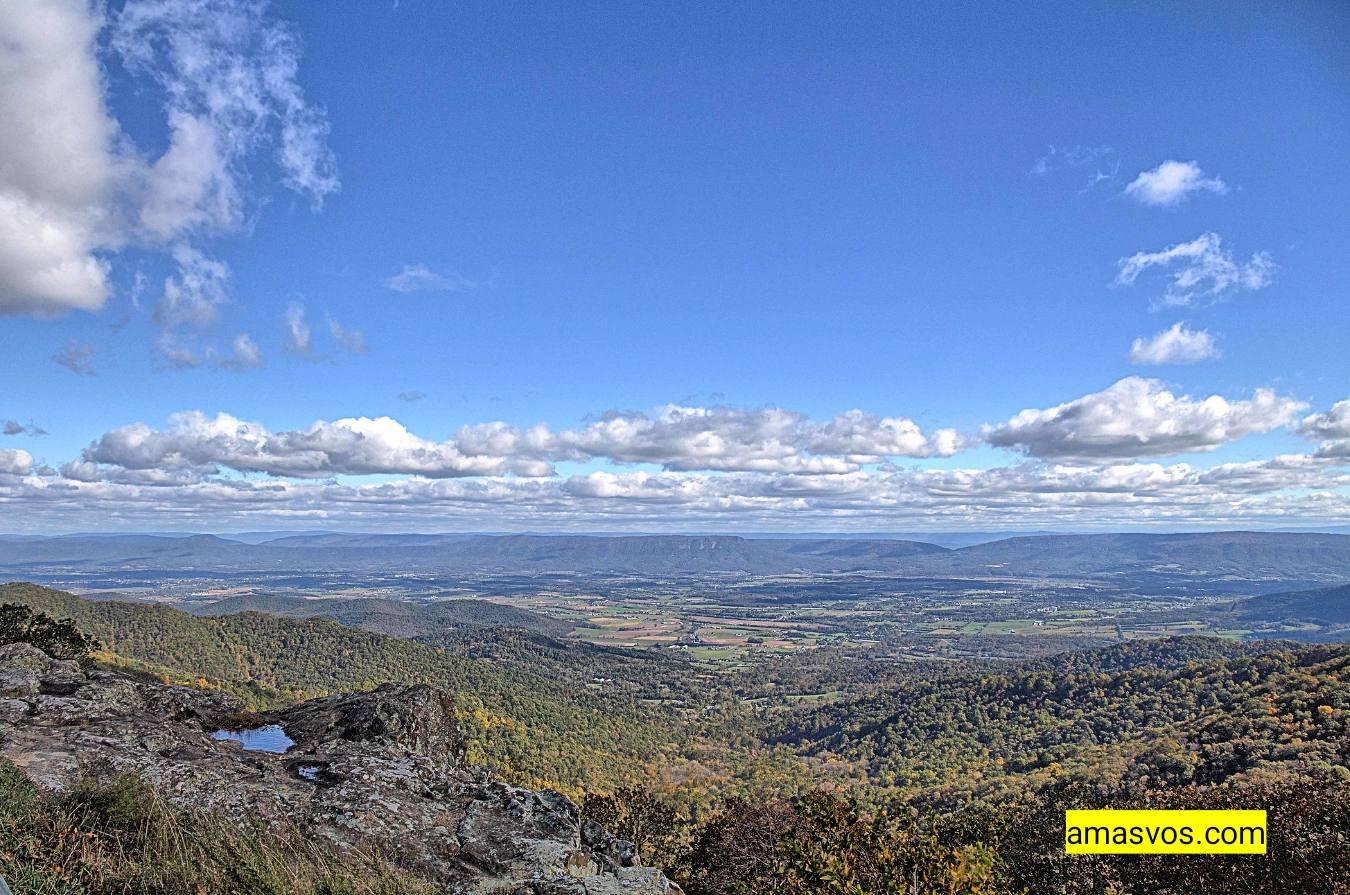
[1065,809,1267,854]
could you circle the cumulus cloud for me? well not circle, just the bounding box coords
[0,0,123,317]
[1128,322,1220,365]
[69,403,966,484]
[80,411,542,480]
[52,341,97,376]
[983,377,1305,460]
[284,302,311,353]
[6,450,1350,532]
[1124,160,1228,207]
[549,406,963,473]
[17,395,1345,530]
[806,411,966,461]
[1115,233,1275,307]
[0,449,34,476]
[553,407,841,473]
[0,0,335,322]
[384,264,475,294]
[1299,401,1350,440]
[1299,400,1350,459]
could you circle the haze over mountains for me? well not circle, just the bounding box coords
[1,530,1349,590]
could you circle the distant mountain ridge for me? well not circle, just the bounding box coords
[1,530,1348,586]
[1202,582,1350,642]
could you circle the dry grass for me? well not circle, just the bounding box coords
[0,760,435,895]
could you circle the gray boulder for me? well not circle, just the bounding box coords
[0,645,681,894]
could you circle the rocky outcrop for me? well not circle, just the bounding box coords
[0,643,679,894]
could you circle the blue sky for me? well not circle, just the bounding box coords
[1,0,1348,532]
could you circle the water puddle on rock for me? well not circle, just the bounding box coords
[210,724,296,754]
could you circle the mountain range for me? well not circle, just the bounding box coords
[2,531,1349,588]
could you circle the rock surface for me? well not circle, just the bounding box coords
[0,643,680,894]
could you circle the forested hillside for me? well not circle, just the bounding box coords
[4,582,1350,893]
[770,637,1350,798]
[1223,582,1350,628]
[192,593,576,638]
[0,583,684,792]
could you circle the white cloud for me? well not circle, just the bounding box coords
[1124,160,1228,207]
[1299,400,1350,459]
[284,301,311,353]
[13,394,1342,530]
[327,316,369,354]
[0,449,34,476]
[1115,232,1275,307]
[154,244,230,328]
[553,406,840,473]
[1299,401,1350,440]
[0,0,336,322]
[6,450,1350,532]
[983,377,1305,460]
[384,264,475,294]
[80,411,541,480]
[70,403,965,484]
[548,405,962,473]
[805,410,966,460]
[0,0,121,316]
[112,0,339,235]
[1128,322,1220,365]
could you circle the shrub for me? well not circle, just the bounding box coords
[0,604,101,664]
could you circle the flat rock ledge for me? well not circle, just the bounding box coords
[0,642,680,895]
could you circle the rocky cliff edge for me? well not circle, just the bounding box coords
[0,642,679,895]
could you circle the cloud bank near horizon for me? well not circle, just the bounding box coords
[3,379,1347,532]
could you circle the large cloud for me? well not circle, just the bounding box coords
[74,405,966,481]
[7,396,1345,531]
[0,0,336,322]
[0,0,122,315]
[80,411,531,480]
[983,377,1305,460]
[546,406,961,474]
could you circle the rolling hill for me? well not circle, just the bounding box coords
[191,593,576,638]
[2,531,1348,586]
[0,582,684,791]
